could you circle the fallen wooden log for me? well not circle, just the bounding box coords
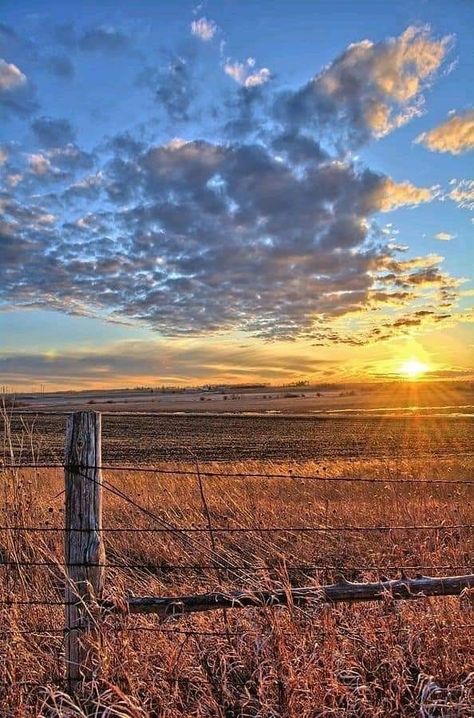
[121,573,474,617]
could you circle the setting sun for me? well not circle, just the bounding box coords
[399,358,429,380]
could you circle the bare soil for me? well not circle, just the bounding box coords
[3,412,473,464]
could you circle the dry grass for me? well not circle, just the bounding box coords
[0,410,473,716]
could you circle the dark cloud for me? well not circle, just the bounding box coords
[31,116,76,147]
[272,131,328,165]
[47,144,95,171]
[137,57,195,122]
[79,27,129,54]
[62,172,104,201]
[223,85,269,138]
[105,132,146,157]
[0,132,455,342]
[45,55,75,79]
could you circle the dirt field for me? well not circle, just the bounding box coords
[2,412,473,465]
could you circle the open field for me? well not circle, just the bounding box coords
[8,381,474,416]
[3,412,474,464]
[1,410,473,716]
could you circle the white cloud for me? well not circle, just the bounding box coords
[447,179,474,209]
[365,178,434,212]
[278,26,452,146]
[224,57,271,87]
[435,232,455,241]
[416,110,474,154]
[27,153,53,176]
[0,58,26,91]
[191,17,217,41]
[6,173,23,187]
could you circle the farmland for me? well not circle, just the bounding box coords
[1,402,473,716]
[4,411,474,464]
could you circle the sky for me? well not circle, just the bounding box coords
[0,0,473,390]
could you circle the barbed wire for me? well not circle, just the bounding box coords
[0,523,472,533]
[0,625,236,637]
[76,469,257,578]
[1,461,473,485]
[2,622,473,640]
[1,410,472,687]
[0,599,71,606]
[1,560,471,571]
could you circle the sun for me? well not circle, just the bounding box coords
[399,358,429,380]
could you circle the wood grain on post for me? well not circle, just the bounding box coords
[64,411,105,692]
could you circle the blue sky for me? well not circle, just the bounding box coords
[0,0,473,388]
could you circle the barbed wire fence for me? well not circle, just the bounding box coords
[0,409,473,694]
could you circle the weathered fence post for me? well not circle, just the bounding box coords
[64,411,105,692]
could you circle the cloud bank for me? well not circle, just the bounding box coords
[0,24,463,348]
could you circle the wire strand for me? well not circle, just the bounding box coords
[1,462,472,485]
[0,523,471,533]
[0,625,235,637]
[1,560,471,571]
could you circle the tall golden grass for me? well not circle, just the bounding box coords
[0,408,473,716]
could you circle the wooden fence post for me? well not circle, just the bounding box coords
[64,411,105,692]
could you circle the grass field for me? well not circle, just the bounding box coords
[0,410,473,716]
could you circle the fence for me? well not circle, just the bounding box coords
[0,410,473,695]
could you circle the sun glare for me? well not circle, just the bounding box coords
[399,358,429,380]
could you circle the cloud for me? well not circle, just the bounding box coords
[19,144,94,180]
[0,338,339,387]
[191,17,217,41]
[63,172,104,201]
[446,179,474,209]
[0,134,458,343]
[27,153,54,176]
[224,57,271,87]
[137,57,196,122]
[275,26,451,148]
[0,57,26,90]
[435,231,455,241]
[416,110,474,154]
[0,146,8,165]
[31,116,76,147]
[223,84,270,138]
[0,57,36,115]
[47,144,95,171]
[45,55,75,79]
[0,25,463,348]
[79,27,129,53]
[364,178,434,212]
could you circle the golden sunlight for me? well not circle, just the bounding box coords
[399,358,429,380]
